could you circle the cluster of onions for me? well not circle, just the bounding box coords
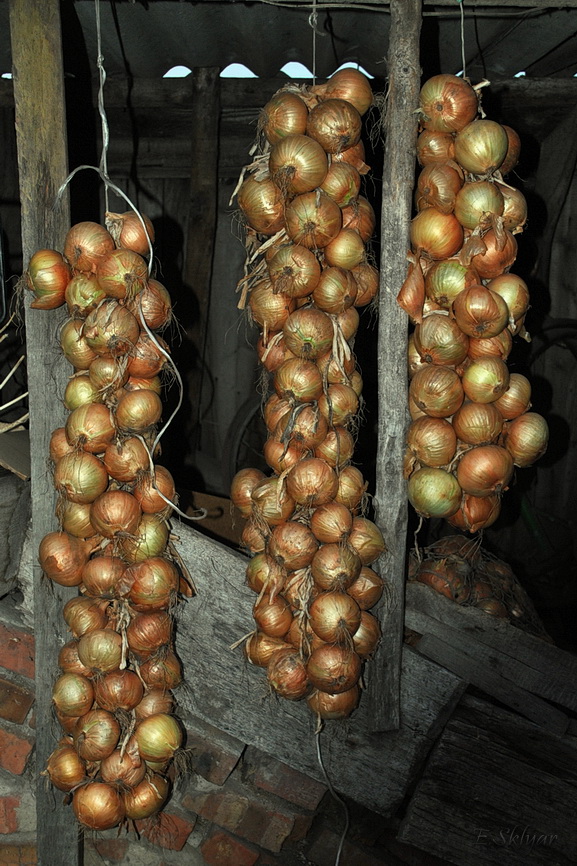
[398,73,548,532]
[30,213,186,831]
[231,70,386,721]
[408,535,550,638]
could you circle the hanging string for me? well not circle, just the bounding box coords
[457,0,467,80]
[308,0,321,84]
[95,0,111,214]
[315,725,350,866]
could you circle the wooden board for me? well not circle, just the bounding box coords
[0,430,30,480]
[398,694,577,865]
[173,523,466,817]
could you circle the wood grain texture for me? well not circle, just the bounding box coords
[9,1,78,863]
[370,0,422,732]
[173,523,466,816]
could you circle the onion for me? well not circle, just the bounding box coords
[309,590,361,644]
[84,300,140,357]
[310,501,353,544]
[50,427,75,462]
[63,374,100,412]
[65,272,106,318]
[347,567,385,610]
[425,259,479,310]
[454,119,508,175]
[105,210,155,257]
[340,196,375,242]
[336,306,360,341]
[46,740,87,791]
[63,596,108,638]
[448,492,501,533]
[245,552,286,599]
[39,531,91,586]
[409,365,464,418]
[486,273,529,325]
[124,774,170,820]
[414,313,469,366]
[462,356,510,404]
[352,611,381,659]
[260,90,308,145]
[499,125,521,176]
[96,248,148,300]
[93,670,144,713]
[134,465,175,516]
[258,333,296,372]
[452,285,509,338]
[88,355,129,393]
[306,644,361,694]
[311,542,361,591]
[285,191,342,250]
[270,134,328,195]
[268,520,319,571]
[244,632,292,667]
[139,650,182,690]
[267,244,321,299]
[90,490,142,538]
[52,672,94,717]
[249,278,296,334]
[286,457,338,507]
[231,468,267,517]
[416,129,456,165]
[283,569,318,612]
[407,467,462,518]
[251,476,295,526]
[238,175,285,236]
[274,357,323,403]
[126,332,169,379]
[253,593,293,638]
[419,74,478,133]
[416,164,463,214]
[334,465,367,511]
[134,713,182,763]
[494,373,531,420]
[274,404,329,452]
[406,416,457,468]
[470,229,518,280]
[497,183,527,234]
[131,278,172,331]
[323,228,365,270]
[124,375,161,397]
[115,389,163,432]
[503,412,548,467]
[103,436,151,483]
[82,555,126,598]
[314,426,355,468]
[135,689,175,721]
[58,640,93,678]
[100,740,147,789]
[241,518,268,554]
[72,782,125,830]
[126,611,172,658]
[320,162,361,207]
[351,262,379,307]
[60,318,99,370]
[64,221,115,273]
[65,403,116,454]
[454,181,504,230]
[282,307,334,359]
[306,98,361,154]
[26,248,70,309]
[312,68,373,116]
[318,383,359,427]
[348,517,386,565]
[456,444,514,497]
[77,629,123,673]
[331,140,370,175]
[54,452,109,504]
[118,515,170,563]
[73,708,120,761]
[123,557,179,611]
[307,685,359,719]
[410,208,463,260]
[451,401,503,445]
[312,266,357,313]
[267,648,310,700]
[57,498,96,540]
[468,329,512,361]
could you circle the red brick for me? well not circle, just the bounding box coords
[0,625,34,680]
[0,845,37,865]
[0,728,33,775]
[201,829,259,866]
[135,811,195,851]
[92,839,129,862]
[185,718,244,786]
[0,797,20,835]
[246,748,327,811]
[0,678,34,726]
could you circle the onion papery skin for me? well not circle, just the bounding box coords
[84,301,140,357]
[318,383,359,427]
[106,210,155,257]
[310,501,353,544]
[58,640,93,678]
[323,228,366,271]
[123,557,179,611]
[245,632,293,667]
[454,119,508,175]
[286,457,339,507]
[285,191,342,251]
[63,376,99,413]
[270,134,328,195]
[39,531,91,586]
[451,401,503,445]
[462,356,510,404]
[115,389,163,433]
[46,741,87,792]
[410,208,463,261]
[456,444,514,497]
[320,162,361,207]
[409,365,464,418]
[306,98,362,154]
[231,468,267,517]
[497,184,527,234]
[334,465,367,512]
[118,514,169,562]
[103,436,151,483]
[454,181,504,231]
[77,629,123,674]
[134,713,183,763]
[306,644,361,694]
[351,262,379,307]
[487,273,530,325]
[503,412,548,467]
[406,416,457,468]
[63,596,108,638]
[50,427,75,462]
[267,648,311,700]
[416,130,456,166]
[274,357,323,403]
[238,175,285,236]
[253,593,293,638]
[52,672,94,717]
[316,351,356,384]
[452,285,510,339]
[81,555,126,598]
[274,404,329,452]
[407,467,462,518]
[282,307,334,359]
[127,333,169,379]
[26,248,71,309]
[347,567,385,611]
[416,164,463,215]
[127,611,172,658]
[419,74,478,133]
[257,333,296,373]
[468,329,513,361]
[268,244,321,299]
[425,259,480,310]
[88,355,129,393]
[249,279,296,334]
[348,517,386,566]
[251,476,296,527]
[340,196,375,243]
[60,318,99,370]
[96,248,148,300]
[139,650,183,691]
[130,278,172,330]
[124,774,170,820]
[93,670,144,712]
[448,492,501,533]
[242,519,268,554]
[494,373,532,420]
[307,685,360,720]
[312,266,358,313]
[134,689,175,721]
[134,465,176,516]
[72,782,125,831]
[125,375,162,396]
[65,272,106,318]
[260,91,308,145]
[312,67,374,116]
[352,611,381,659]
[336,306,360,341]
[499,125,521,176]
[314,426,355,469]
[268,520,319,571]
[414,313,469,366]
[100,743,147,789]
[65,403,116,454]
[64,222,115,273]
[245,552,286,598]
[311,542,362,591]
[73,709,120,761]
[470,229,518,280]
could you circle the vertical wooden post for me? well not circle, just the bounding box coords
[369,0,422,732]
[9,1,80,863]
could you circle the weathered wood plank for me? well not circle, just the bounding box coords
[399,694,577,866]
[0,474,30,596]
[406,592,577,714]
[370,0,421,732]
[173,524,466,817]
[8,2,78,864]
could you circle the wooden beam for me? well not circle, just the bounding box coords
[8,2,78,865]
[369,0,421,732]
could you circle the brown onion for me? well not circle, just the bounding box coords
[253,593,293,638]
[124,773,170,820]
[268,244,321,299]
[406,416,457,468]
[96,248,148,300]
[306,644,361,694]
[407,467,462,518]
[462,356,510,404]
[39,531,91,586]
[341,196,375,242]
[497,184,527,234]
[499,125,521,176]
[81,555,126,598]
[105,210,155,257]
[267,648,310,700]
[494,373,531,420]
[134,689,175,721]
[130,277,172,330]
[100,741,146,789]
[454,180,504,230]
[456,444,514,497]
[58,640,93,678]
[448,492,501,533]
[307,685,359,719]
[452,285,509,338]
[89,490,142,538]
[52,673,94,717]
[351,262,379,307]
[134,465,175,516]
[487,273,530,325]
[244,632,293,667]
[260,91,308,145]
[286,457,338,507]
[285,191,342,250]
[127,333,169,379]
[73,709,120,761]
[347,567,385,610]
[245,552,286,598]
[274,357,323,403]
[115,389,163,432]
[274,404,329,452]
[419,74,478,133]
[312,266,358,313]
[409,365,464,418]
[306,98,361,154]
[416,164,463,215]
[263,438,302,475]
[323,229,365,270]
[251,476,295,526]
[454,119,508,176]
[348,517,386,565]
[237,175,285,236]
[282,307,334,359]
[410,208,463,260]
[65,403,115,454]
[270,134,328,195]
[414,313,469,366]
[72,782,125,830]
[77,629,123,674]
[352,610,381,659]
[314,426,355,468]
[334,465,367,511]
[46,740,87,792]
[503,412,548,467]
[64,222,115,273]
[311,542,361,591]
[88,355,129,393]
[124,556,179,610]
[312,67,373,116]
[468,329,513,361]
[310,501,353,544]
[139,650,182,690]
[94,670,144,712]
[452,401,503,445]
[309,591,361,644]
[126,611,172,658]
[318,383,359,427]
[249,278,296,334]
[103,436,152,483]
[60,318,99,370]
[63,597,108,638]
[470,229,517,280]
[416,129,456,165]
[268,521,319,571]
[425,259,480,310]
[84,300,140,357]
[133,713,183,763]
[320,162,361,207]
[26,248,71,309]
[65,272,106,317]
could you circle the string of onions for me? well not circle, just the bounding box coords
[231,70,386,722]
